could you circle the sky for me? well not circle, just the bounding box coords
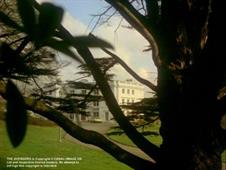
[37,0,157,94]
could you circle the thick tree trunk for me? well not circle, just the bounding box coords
[34,1,225,169]
[156,66,223,170]
[155,1,225,169]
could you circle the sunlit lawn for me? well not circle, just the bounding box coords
[107,122,226,163]
[107,123,162,147]
[0,118,225,169]
[0,121,132,170]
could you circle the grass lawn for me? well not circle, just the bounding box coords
[107,123,226,163]
[107,123,162,147]
[0,121,132,170]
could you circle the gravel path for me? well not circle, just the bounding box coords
[64,121,153,161]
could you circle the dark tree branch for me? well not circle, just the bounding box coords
[76,47,160,160]
[89,33,157,91]
[0,31,17,38]
[100,46,157,92]
[32,0,160,162]
[104,0,161,67]
[77,84,98,108]
[31,75,44,98]
[134,116,159,129]
[76,58,116,107]
[0,80,155,170]
[15,36,30,54]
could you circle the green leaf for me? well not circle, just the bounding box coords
[69,36,114,49]
[38,3,63,42]
[0,11,23,31]
[5,80,27,147]
[16,0,36,39]
[46,38,83,63]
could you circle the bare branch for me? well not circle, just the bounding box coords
[114,17,123,33]
[32,0,160,161]
[76,47,160,160]
[73,75,91,81]
[77,83,98,108]
[88,33,157,91]
[15,36,30,54]
[0,80,155,170]
[8,36,27,46]
[140,0,147,15]
[104,0,161,67]
[89,5,114,32]
[101,46,157,92]
[77,58,117,107]
[0,31,17,38]
[31,75,44,97]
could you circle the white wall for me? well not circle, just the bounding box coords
[59,79,144,122]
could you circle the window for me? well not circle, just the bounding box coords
[132,90,134,95]
[105,112,109,121]
[69,114,74,120]
[122,88,125,94]
[127,99,130,104]
[81,115,86,121]
[70,90,75,94]
[127,89,130,94]
[132,99,134,103]
[122,99,125,104]
[93,101,99,106]
[93,112,99,118]
[81,89,86,94]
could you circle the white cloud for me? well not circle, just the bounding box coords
[92,16,157,81]
[60,15,158,82]
[36,1,157,83]
[138,68,157,84]
[138,68,150,80]
[61,12,88,36]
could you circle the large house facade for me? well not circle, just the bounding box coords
[60,79,144,122]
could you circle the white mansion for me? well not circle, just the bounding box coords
[60,79,144,122]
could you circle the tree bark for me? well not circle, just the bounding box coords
[156,0,226,169]
[10,0,225,169]
[105,0,226,169]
